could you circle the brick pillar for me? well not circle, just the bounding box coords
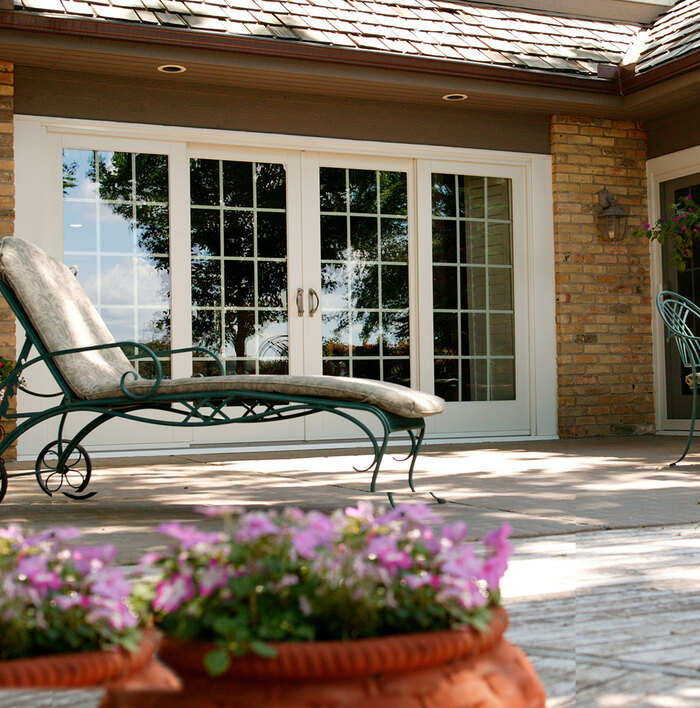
[0,60,15,459]
[551,115,654,437]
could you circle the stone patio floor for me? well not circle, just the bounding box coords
[1,434,699,707]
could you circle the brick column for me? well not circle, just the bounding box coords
[0,60,15,459]
[551,115,654,437]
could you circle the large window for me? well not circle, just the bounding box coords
[62,149,171,377]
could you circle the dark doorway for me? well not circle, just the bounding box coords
[661,174,700,420]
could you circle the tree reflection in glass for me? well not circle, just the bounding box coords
[190,159,288,375]
[320,167,409,385]
[62,149,171,378]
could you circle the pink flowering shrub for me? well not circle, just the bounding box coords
[142,503,512,676]
[0,525,141,660]
[634,194,700,271]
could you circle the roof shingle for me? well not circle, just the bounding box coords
[11,0,698,78]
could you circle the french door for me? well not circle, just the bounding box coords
[660,174,700,429]
[18,124,541,457]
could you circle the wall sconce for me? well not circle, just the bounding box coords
[597,187,629,242]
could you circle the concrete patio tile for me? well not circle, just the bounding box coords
[1,436,700,707]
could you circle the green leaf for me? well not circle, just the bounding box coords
[212,616,237,638]
[250,640,278,658]
[203,648,231,677]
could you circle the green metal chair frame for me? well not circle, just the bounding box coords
[656,290,700,466]
[0,274,443,507]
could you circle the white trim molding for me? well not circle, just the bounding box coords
[646,145,700,433]
[14,114,558,456]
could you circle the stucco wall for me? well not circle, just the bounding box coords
[551,114,654,437]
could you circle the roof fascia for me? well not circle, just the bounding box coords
[0,9,621,95]
[621,49,700,94]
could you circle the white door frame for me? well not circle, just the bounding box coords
[14,114,557,458]
[647,145,700,433]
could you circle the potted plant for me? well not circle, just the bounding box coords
[136,503,545,708]
[634,193,700,271]
[0,524,179,705]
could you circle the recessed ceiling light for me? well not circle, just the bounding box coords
[157,64,187,74]
[442,93,468,101]
[69,223,82,228]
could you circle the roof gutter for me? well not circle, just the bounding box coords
[621,48,700,93]
[0,9,622,94]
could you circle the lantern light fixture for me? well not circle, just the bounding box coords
[597,187,629,242]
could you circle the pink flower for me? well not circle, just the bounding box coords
[292,529,323,559]
[440,546,482,581]
[441,521,468,544]
[16,556,62,594]
[153,573,195,613]
[344,501,376,521]
[193,505,244,518]
[235,514,279,543]
[71,544,116,574]
[198,560,231,596]
[26,527,82,545]
[367,535,412,571]
[483,524,513,557]
[157,522,225,548]
[90,567,131,601]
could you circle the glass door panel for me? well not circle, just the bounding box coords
[319,167,410,386]
[190,159,289,376]
[661,176,700,426]
[423,162,530,437]
[61,147,177,449]
[432,174,515,403]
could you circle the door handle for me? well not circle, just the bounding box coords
[296,288,305,317]
[308,288,320,317]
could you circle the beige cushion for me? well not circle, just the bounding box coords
[0,237,136,399]
[0,237,444,419]
[91,374,444,419]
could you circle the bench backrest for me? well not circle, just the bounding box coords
[0,237,136,399]
[657,290,700,370]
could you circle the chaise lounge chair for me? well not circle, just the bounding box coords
[0,237,445,505]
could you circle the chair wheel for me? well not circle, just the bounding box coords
[35,439,92,497]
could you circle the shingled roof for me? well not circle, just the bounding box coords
[12,0,642,76]
[9,0,700,79]
[636,0,700,72]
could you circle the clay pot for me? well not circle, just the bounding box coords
[0,628,180,707]
[128,607,545,708]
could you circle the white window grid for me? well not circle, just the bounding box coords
[62,149,171,375]
[189,158,289,375]
[431,174,515,402]
[320,167,410,383]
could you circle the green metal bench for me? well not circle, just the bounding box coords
[657,290,700,466]
[0,237,444,505]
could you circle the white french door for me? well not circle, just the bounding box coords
[416,160,531,437]
[15,116,553,458]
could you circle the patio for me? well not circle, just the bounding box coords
[1,433,699,707]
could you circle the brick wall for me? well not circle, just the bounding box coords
[0,60,15,459]
[551,114,654,437]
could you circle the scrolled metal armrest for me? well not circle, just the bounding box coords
[21,340,163,401]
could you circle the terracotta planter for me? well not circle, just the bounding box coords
[125,607,545,708]
[0,628,180,707]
